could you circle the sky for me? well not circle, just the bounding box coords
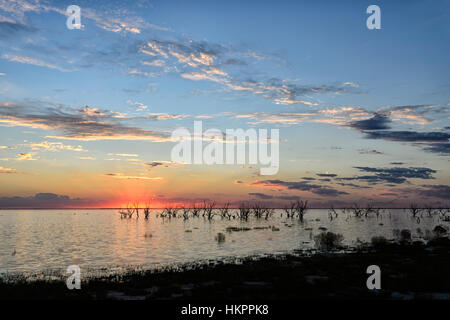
[0,0,449,208]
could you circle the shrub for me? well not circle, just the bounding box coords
[215,232,226,243]
[371,236,388,248]
[433,225,448,237]
[400,229,412,242]
[314,232,344,251]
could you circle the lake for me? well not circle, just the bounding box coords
[0,209,446,279]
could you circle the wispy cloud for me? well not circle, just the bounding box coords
[0,192,101,208]
[0,165,16,173]
[108,153,138,157]
[0,0,167,33]
[336,166,436,185]
[0,101,170,141]
[145,160,184,169]
[251,179,348,197]
[104,173,163,180]
[28,141,86,152]
[2,53,72,72]
[17,152,36,161]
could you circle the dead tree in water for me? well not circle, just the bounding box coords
[202,200,216,220]
[119,202,135,219]
[294,200,308,221]
[351,203,364,218]
[144,202,151,219]
[264,208,274,220]
[284,200,308,221]
[119,209,128,219]
[133,201,140,219]
[219,202,231,219]
[328,205,338,220]
[424,205,434,217]
[283,203,296,219]
[252,203,265,219]
[161,206,178,218]
[238,202,251,221]
[191,203,200,218]
[409,203,421,218]
[181,206,190,220]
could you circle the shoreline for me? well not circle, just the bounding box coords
[1,237,449,300]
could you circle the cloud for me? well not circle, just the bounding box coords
[248,192,303,201]
[338,105,449,155]
[361,130,450,155]
[276,195,302,201]
[423,143,450,155]
[126,100,148,111]
[336,166,436,185]
[28,141,85,152]
[104,173,163,180]
[363,130,450,142]
[2,54,72,72]
[418,185,450,200]
[316,173,337,178]
[349,113,391,131]
[127,68,159,78]
[108,153,138,157]
[0,0,167,34]
[343,82,359,88]
[0,101,169,141]
[381,104,447,125]
[17,152,36,160]
[0,20,36,39]
[227,79,354,106]
[357,148,384,155]
[134,38,358,106]
[146,160,184,169]
[0,2,360,108]
[251,179,348,197]
[230,106,369,126]
[146,113,189,120]
[0,165,16,173]
[0,193,100,208]
[235,111,315,125]
[248,192,273,199]
[141,59,166,67]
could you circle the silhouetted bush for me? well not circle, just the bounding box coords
[215,232,226,243]
[400,229,412,242]
[433,225,448,237]
[314,232,344,251]
[370,236,388,248]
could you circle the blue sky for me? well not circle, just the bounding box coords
[0,0,449,208]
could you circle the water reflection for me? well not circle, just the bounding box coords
[0,209,446,276]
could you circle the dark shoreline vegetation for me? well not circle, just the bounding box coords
[1,201,449,300]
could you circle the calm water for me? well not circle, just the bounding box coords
[0,209,446,278]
